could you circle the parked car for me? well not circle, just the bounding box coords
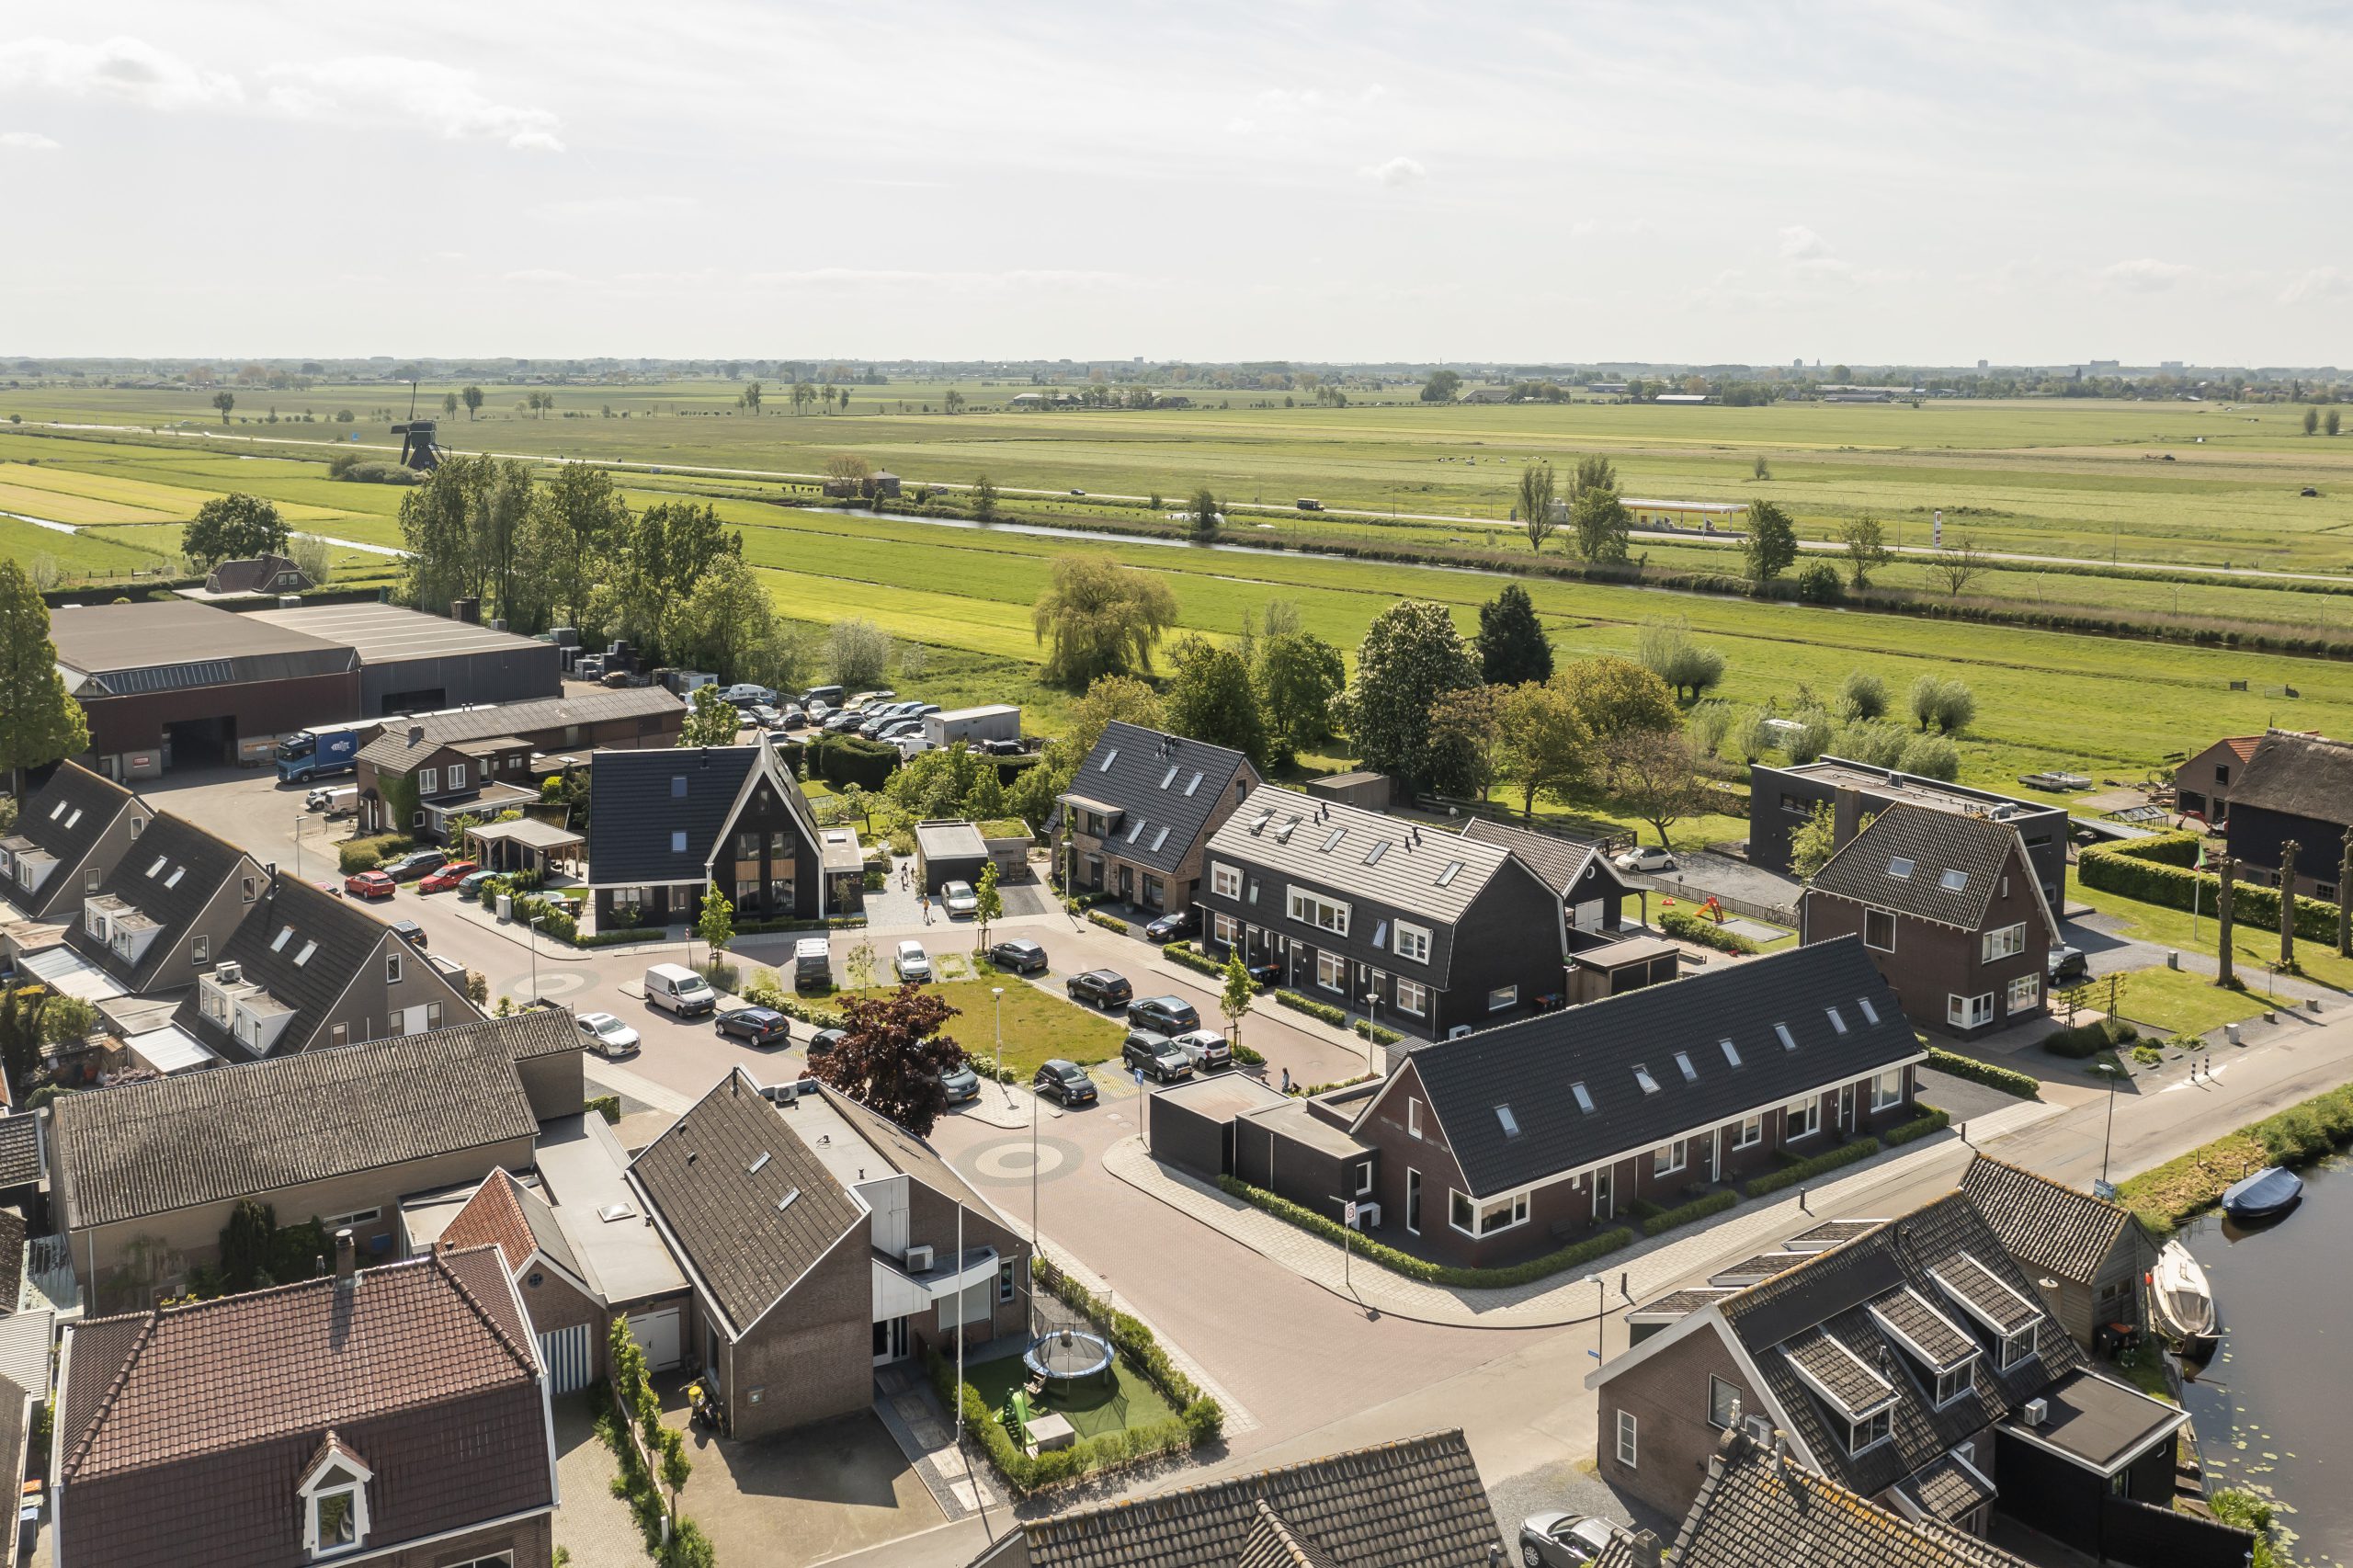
[1121,1029,1193,1083]
[1245,960,1282,989]
[2048,943,2088,983]
[390,919,428,950]
[643,962,718,1017]
[715,1006,791,1047]
[746,704,779,728]
[457,869,498,899]
[722,683,776,707]
[418,859,480,893]
[806,1027,848,1060]
[344,869,395,900]
[1065,969,1132,1007]
[381,848,449,882]
[1611,846,1675,874]
[793,936,834,991]
[939,1062,981,1103]
[847,688,896,708]
[1142,907,1196,943]
[824,710,868,733]
[575,1011,642,1059]
[1518,1513,1620,1568]
[895,940,933,983]
[989,938,1048,974]
[940,881,979,918]
[1127,994,1200,1034]
[1168,1028,1233,1072]
[801,685,847,709]
[1033,1059,1097,1106]
[979,738,1025,756]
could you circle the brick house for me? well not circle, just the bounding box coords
[1750,758,2069,909]
[1588,1193,2190,1562]
[52,1239,557,1568]
[1800,803,2058,1040]
[64,811,266,998]
[2172,733,2272,827]
[352,686,687,837]
[200,552,313,597]
[585,738,842,928]
[0,761,150,923]
[1195,784,1569,1041]
[1055,722,1260,915]
[1959,1155,2160,1349]
[628,1070,1032,1441]
[2222,729,2353,899]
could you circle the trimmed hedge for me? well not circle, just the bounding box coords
[1218,1176,1633,1289]
[807,733,901,791]
[2043,1017,2137,1059]
[1884,1107,1951,1146]
[1745,1136,1881,1198]
[1353,1017,1404,1047]
[1162,941,1224,979]
[1661,906,1759,954]
[2080,833,2340,942]
[1086,909,1129,935]
[336,833,415,874]
[1924,1044,2040,1099]
[1643,1188,1739,1237]
[1274,989,1347,1027]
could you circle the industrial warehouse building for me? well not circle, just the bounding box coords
[51,598,566,780]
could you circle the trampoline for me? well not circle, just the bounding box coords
[1023,1326,1114,1388]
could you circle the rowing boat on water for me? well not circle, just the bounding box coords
[2147,1239,2218,1356]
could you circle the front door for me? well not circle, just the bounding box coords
[1839,1082,1857,1133]
[1117,865,1133,902]
[1406,1169,1422,1234]
[872,1314,910,1366]
[1706,1129,1721,1184]
[1592,1165,1615,1221]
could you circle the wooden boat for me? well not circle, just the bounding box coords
[2222,1165,2303,1223]
[2147,1240,2218,1355]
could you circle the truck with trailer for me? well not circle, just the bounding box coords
[275,722,375,784]
[922,704,1021,750]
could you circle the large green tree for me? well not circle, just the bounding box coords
[1498,679,1593,820]
[514,462,629,638]
[1030,553,1179,686]
[676,555,783,684]
[397,454,492,614]
[1744,500,1800,585]
[1256,631,1346,767]
[1636,618,1726,702]
[1571,485,1632,562]
[0,560,89,793]
[679,685,743,748]
[1517,461,1559,551]
[184,493,289,567]
[1560,655,1679,789]
[1335,599,1479,783]
[1165,635,1267,767]
[1476,584,1552,685]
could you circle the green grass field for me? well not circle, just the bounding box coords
[2109,966,2268,1039]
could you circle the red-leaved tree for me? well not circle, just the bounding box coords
[812,984,966,1136]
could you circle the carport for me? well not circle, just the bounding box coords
[465,816,585,879]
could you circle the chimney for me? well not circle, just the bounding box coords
[1772,1430,1792,1477]
[1626,1529,1664,1568]
[408,722,424,744]
[333,1227,357,1286]
[1832,785,1864,850]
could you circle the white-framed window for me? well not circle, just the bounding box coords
[1935,1364,1972,1405]
[1848,1408,1893,1456]
[449,762,467,790]
[1616,1409,1639,1467]
[1212,912,1240,946]
[1392,921,1432,964]
[1654,1140,1687,1176]
[1211,863,1241,898]
[1864,907,1896,952]
[319,1207,382,1231]
[1785,1096,1821,1140]
[1949,992,1995,1029]
[418,767,438,795]
[1406,1096,1423,1138]
[1287,888,1350,936]
[1871,1068,1904,1111]
[1982,922,2028,963]
[1707,1375,1742,1429]
[998,1260,1017,1303]
[386,951,403,984]
[1734,1114,1763,1148]
[1394,977,1428,1016]
[2006,972,2040,1013]
[1315,949,1347,992]
[1487,985,1518,1012]
[299,1454,373,1559]
[84,867,101,892]
[192,934,210,963]
[2000,1322,2039,1369]
[1356,1162,1375,1196]
[1449,1188,1529,1237]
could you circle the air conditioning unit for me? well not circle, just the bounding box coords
[904,1244,935,1273]
[1744,1415,1774,1445]
[2022,1397,2049,1427]
[214,961,243,985]
[1353,1202,1381,1231]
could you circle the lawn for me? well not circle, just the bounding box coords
[2072,884,2353,997]
[963,1348,1176,1441]
[838,973,1124,1074]
[2106,965,2268,1040]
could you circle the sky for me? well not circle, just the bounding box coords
[3,2,2348,366]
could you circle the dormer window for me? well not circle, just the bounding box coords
[298,1440,373,1559]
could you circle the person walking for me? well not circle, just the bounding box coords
[920,892,931,926]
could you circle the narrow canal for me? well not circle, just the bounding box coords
[2178,1153,2350,1566]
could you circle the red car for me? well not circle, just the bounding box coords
[419,859,480,893]
[344,869,395,900]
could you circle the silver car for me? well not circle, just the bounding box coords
[575,1011,642,1060]
[1518,1513,1620,1568]
[895,939,933,983]
[940,881,979,918]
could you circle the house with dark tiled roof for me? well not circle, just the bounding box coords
[1800,804,2057,1040]
[352,685,686,837]
[0,762,151,923]
[1196,783,1568,1042]
[2222,728,2353,899]
[1587,1193,2194,1563]
[1057,721,1261,915]
[167,870,480,1061]
[1457,814,1633,944]
[63,811,266,996]
[585,737,843,927]
[53,1239,557,1568]
[199,552,314,597]
[965,1427,1501,1568]
[1958,1155,2158,1350]
[50,1009,582,1312]
[628,1069,1032,1441]
[2172,733,2286,827]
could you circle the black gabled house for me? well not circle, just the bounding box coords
[1456,814,1633,945]
[0,762,151,924]
[1195,784,1566,1042]
[1055,721,1259,914]
[585,739,834,927]
[2222,729,2353,899]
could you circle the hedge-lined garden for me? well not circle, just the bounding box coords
[1660,906,1758,954]
[1217,1175,1633,1288]
[1924,1044,2040,1098]
[2081,833,2341,944]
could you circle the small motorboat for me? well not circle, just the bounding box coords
[2223,1165,2303,1223]
[2146,1240,2218,1356]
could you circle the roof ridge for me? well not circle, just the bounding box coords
[61,1306,164,1480]
[1030,1427,1471,1535]
[429,1243,542,1379]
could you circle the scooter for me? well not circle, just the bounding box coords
[687,1370,724,1433]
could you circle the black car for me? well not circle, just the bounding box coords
[807,1027,848,1060]
[2048,943,2088,983]
[1065,969,1132,1007]
[989,938,1049,975]
[1121,1029,1193,1083]
[1126,994,1200,1034]
[390,919,428,950]
[715,1006,791,1047]
[1142,908,1197,944]
[1033,1059,1097,1106]
[380,848,448,882]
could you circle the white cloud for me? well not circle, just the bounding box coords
[0,36,241,110]
[2279,267,2351,304]
[1359,155,1427,187]
[2097,257,2195,293]
[0,131,62,152]
[263,56,563,151]
[1778,225,1832,261]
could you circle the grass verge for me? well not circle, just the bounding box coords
[2116,1078,2353,1230]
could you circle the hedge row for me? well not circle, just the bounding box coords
[2079,833,2341,942]
[335,833,416,874]
[2043,1017,2138,1059]
[804,732,900,791]
[1217,1175,1633,1289]
[1883,1107,1952,1146]
[1086,909,1130,935]
[1642,1188,1739,1237]
[1162,941,1224,979]
[1924,1045,2040,1099]
[929,1350,1197,1495]
[1273,989,1347,1027]
[1032,1256,1218,1426]
[1660,906,1759,954]
[1745,1136,1881,1198]
[1353,1017,1404,1047]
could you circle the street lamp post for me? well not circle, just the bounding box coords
[529,915,546,1001]
[992,986,1006,1098]
[1363,988,1381,1078]
[2097,1062,2120,1187]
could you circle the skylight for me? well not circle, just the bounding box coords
[1249,812,1271,834]
[1320,827,1346,853]
[1435,860,1465,887]
[1775,1022,1797,1051]
[1496,1105,1521,1136]
[671,776,687,798]
[1151,826,1169,851]
[1674,1051,1697,1082]
[164,867,185,889]
[1570,1081,1595,1113]
[293,940,318,967]
[777,1187,801,1211]
[1185,772,1204,796]
[270,926,293,952]
[1272,819,1298,843]
[1127,818,1148,844]
[1888,857,1915,880]
[1364,840,1390,866]
[1940,869,1969,892]
[146,855,166,878]
[1161,766,1179,790]
[64,810,81,829]
[1100,748,1120,771]
[49,801,66,821]
[1858,997,1880,1025]
[1720,1038,1743,1067]
[747,1152,771,1176]
[598,1202,637,1222]
[1632,1064,1660,1094]
[1826,1006,1848,1034]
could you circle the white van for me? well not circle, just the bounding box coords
[643,962,718,1017]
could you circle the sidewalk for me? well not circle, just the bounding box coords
[871,1362,1009,1524]
[1100,1096,2064,1330]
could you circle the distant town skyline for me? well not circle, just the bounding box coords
[3,2,2346,364]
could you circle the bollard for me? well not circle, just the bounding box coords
[2165,949,2180,971]
[2225,1021,2242,1045]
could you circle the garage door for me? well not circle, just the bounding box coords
[539,1323,594,1394]
[627,1305,682,1372]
